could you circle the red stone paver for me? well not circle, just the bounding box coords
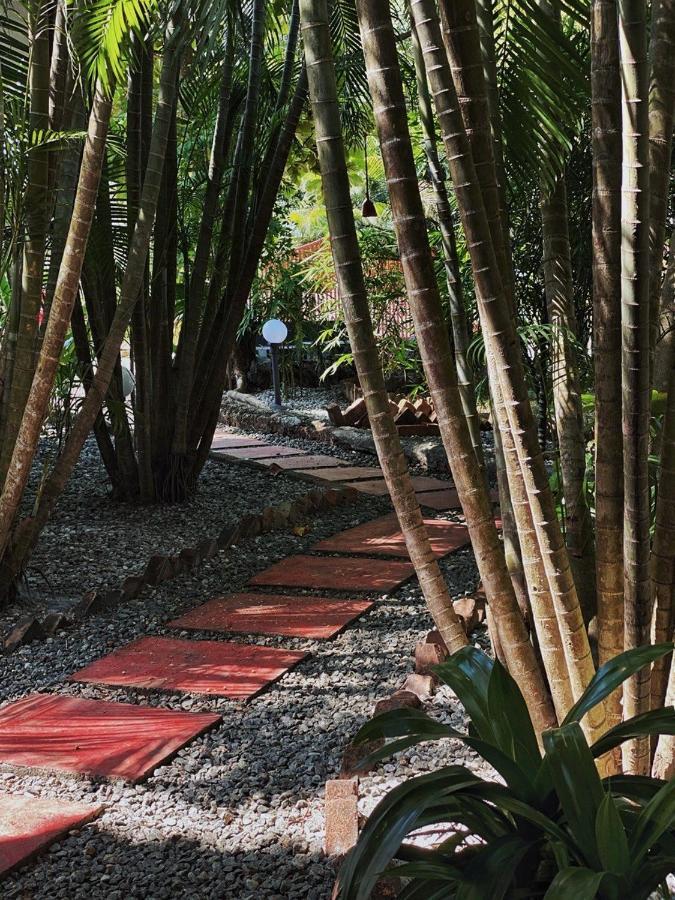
[409,476,455,492]
[346,479,391,495]
[249,555,415,592]
[0,694,220,782]
[312,513,469,558]
[218,445,306,460]
[211,434,265,449]
[299,466,384,482]
[0,794,102,878]
[168,593,374,639]
[415,488,462,510]
[69,636,308,700]
[256,454,347,470]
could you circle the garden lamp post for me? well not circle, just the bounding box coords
[262,318,288,408]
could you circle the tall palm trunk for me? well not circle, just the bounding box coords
[439,0,575,719]
[653,226,675,393]
[0,38,180,585]
[410,0,598,735]
[408,16,483,468]
[650,362,675,714]
[0,82,113,558]
[355,0,556,733]
[618,0,652,775]
[0,1,50,480]
[299,0,467,653]
[647,0,675,370]
[591,0,624,746]
[540,176,595,618]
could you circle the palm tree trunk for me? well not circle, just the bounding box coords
[409,14,484,468]
[0,81,112,558]
[410,0,597,735]
[300,0,467,654]
[0,1,51,480]
[540,176,595,619]
[647,0,675,370]
[653,226,675,393]
[592,0,624,748]
[439,0,575,719]
[0,39,180,587]
[355,0,556,733]
[650,363,675,714]
[618,0,652,775]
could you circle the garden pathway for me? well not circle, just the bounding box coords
[0,431,471,881]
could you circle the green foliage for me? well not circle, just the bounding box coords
[336,645,675,900]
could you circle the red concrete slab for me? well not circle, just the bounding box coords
[69,636,308,700]
[409,476,455,492]
[0,694,220,783]
[416,488,462,510]
[168,593,374,639]
[256,454,347,470]
[0,794,102,878]
[312,513,469,558]
[211,433,265,449]
[416,487,500,510]
[347,479,391,495]
[299,466,383,482]
[219,445,306,460]
[249,555,415,592]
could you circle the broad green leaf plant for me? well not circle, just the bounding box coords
[337,645,675,899]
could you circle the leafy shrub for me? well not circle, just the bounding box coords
[336,644,675,899]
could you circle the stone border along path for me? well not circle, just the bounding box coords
[0,429,475,882]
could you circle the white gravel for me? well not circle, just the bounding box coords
[0,484,486,899]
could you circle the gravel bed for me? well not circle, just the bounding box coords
[0,497,484,900]
[1,438,316,630]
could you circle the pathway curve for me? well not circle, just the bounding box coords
[0,432,478,896]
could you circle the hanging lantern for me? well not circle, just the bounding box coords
[361,135,377,218]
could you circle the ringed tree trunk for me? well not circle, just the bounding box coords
[355,0,556,733]
[0,81,113,563]
[591,0,624,747]
[299,0,467,653]
[647,0,675,370]
[438,0,576,720]
[0,38,181,589]
[540,175,595,619]
[408,12,484,469]
[618,0,652,776]
[0,0,51,480]
[410,0,599,736]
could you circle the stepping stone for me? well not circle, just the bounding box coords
[249,555,415,592]
[409,476,455,492]
[219,445,306,460]
[347,479,391,495]
[0,794,102,878]
[416,488,462,510]
[256,454,347,470]
[211,433,264,450]
[0,694,220,782]
[298,466,383,482]
[168,593,374,639]
[312,513,469,559]
[69,636,308,700]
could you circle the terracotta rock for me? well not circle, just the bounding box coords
[325,778,359,857]
[373,690,422,716]
[453,596,485,633]
[41,612,69,635]
[4,618,45,652]
[144,555,173,586]
[217,525,241,549]
[341,738,383,776]
[326,403,344,426]
[341,398,368,427]
[401,673,436,701]
[424,629,449,656]
[121,575,145,600]
[414,640,445,676]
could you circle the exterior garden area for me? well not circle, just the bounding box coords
[0,0,674,896]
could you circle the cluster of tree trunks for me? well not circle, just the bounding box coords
[300,0,675,777]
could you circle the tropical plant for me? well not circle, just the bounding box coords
[336,645,675,899]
